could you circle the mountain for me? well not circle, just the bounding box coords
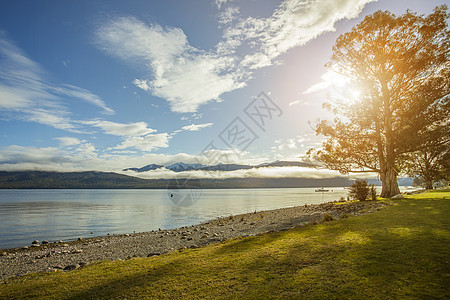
[123,164,163,172]
[166,162,206,172]
[123,160,315,173]
[0,171,155,189]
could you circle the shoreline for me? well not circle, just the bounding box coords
[0,200,389,280]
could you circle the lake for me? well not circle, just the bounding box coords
[0,187,379,249]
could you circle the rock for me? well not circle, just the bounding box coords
[41,240,49,245]
[31,244,40,247]
[71,249,83,254]
[147,252,160,257]
[53,265,64,269]
[77,237,83,241]
[391,194,405,199]
[22,246,29,249]
[58,240,63,243]
[32,240,39,245]
[187,237,193,241]
[212,233,219,237]
[0,252,7,256]
[64,264,80,271]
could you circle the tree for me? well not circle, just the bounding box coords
[403,142,450,189]
[308,6,450,198]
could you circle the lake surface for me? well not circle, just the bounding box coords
[0,187,412,249]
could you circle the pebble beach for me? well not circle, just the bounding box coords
[0,200,389,280]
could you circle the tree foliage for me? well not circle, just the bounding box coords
[309,6,450,198]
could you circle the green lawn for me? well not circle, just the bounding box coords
[1,190,449,299]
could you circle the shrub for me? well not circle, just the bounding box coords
[349,179,370,201]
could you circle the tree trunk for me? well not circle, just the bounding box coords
[379,78,400,198]
[425,180,434,190]
[380,165,400,198]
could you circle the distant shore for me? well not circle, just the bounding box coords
[0,200,389,280]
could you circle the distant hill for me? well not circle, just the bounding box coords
[0,171,352,189]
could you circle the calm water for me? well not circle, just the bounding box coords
[0,188,353,249]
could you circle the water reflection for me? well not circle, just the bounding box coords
[0,188,350,249]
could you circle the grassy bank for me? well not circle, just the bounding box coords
[1,190,449,299]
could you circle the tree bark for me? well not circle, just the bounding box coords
[380,164,401,197]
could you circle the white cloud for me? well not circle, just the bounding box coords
[84,120,156,136]
[96,1,374,112]
[181,123,214,131]
[126,166,343,180]
[96,17,246,113]
[112,133,170,152]
[303,67,350,94]
[55,84,114,115]
[54,137,84,147]
[241,53,272,70]
[0,33,114,131]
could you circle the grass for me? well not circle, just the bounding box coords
[1,190,449,299]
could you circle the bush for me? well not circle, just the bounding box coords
[349,179,370,201]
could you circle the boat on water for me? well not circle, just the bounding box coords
[315,188,330,192]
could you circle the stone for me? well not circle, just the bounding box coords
[0,252,7,256]
[71,249,83,254]
[41,240,49,245]
[187,237,193,241]
[64,264,80,271]
[31,244,40,247]
[32,240,39,245]
[147,252,160,257]
[77,237,83,241]
[61,244,69,247]
[53,265,64,269]
[212,233,219,237]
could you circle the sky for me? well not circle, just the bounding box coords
[0,0,446,178]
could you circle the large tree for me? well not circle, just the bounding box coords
[309,6,450,198]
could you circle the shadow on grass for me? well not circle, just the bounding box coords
[2,195,448,299]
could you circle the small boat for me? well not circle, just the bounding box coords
[315,188,329,192]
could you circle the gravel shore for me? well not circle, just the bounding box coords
[0,200,389,280]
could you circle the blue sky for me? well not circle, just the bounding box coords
[0,0,445,177]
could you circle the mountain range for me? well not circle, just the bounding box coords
[123,160,314,173]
